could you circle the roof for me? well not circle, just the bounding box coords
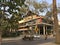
[19,22,53,28]
[18,15,44,24]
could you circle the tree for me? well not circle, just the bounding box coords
[53,0,60,43]
[0,10,7,45]
[19,5,29,17]
[45,3,60,25]
[25,0,49,15]
[0,0,25,45]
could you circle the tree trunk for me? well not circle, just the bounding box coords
[53,0,60,43]
[0,31,2,45]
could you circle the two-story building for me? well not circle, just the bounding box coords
[18,11,53,35]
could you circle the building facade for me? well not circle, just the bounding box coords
[18,11,53,35]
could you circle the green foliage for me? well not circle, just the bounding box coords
[25,0,48,13]
[0,0,26,34]
[2,31,20,38]
[14,0,25,6]
[47,29,51,35]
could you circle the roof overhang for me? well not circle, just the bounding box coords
[18,28,28,31]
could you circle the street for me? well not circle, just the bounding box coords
[2,35,57,45]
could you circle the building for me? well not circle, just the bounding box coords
[18,11,53,35]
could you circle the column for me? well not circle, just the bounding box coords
[43,25,45,35]
[46,26,47,35]
[39,27,40,35]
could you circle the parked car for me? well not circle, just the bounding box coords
[33,35,40,39]
[22,34,34,40]
[33,35,40,38]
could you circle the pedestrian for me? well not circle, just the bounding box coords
[45,34,47,40]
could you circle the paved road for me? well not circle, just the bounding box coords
[2,36,58,45]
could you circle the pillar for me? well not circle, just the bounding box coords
[46,26,47,35]
[39,27,40,35]
[43,25,45,35]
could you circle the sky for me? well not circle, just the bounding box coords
[37,0,60,21]
[37,0,60,4]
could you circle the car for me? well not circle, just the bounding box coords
[33,35,40,39]
[34,35,40,37]
[22,34,34,40]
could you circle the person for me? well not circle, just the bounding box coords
[45,34,48,40]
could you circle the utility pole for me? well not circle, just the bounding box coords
[53,0,60,43]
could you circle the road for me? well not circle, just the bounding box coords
[2,35,57,45]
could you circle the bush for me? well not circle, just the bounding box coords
[2,31,20,38]
[47,30,51,35]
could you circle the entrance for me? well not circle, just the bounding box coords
[39,26,43,35]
